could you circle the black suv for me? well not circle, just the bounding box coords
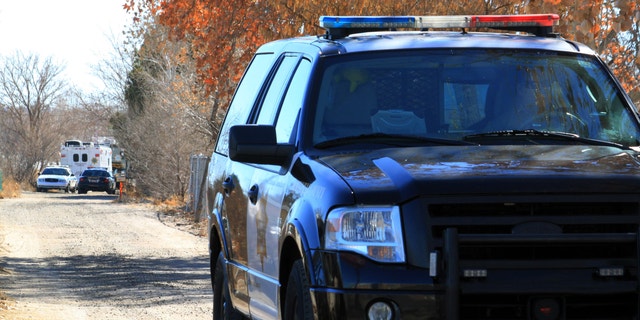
[206,14,640,319]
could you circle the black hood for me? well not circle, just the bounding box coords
[318,145,640,204]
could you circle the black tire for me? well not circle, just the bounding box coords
[64,184,70,193]
[213,252,242,320]
[78,188,87,194]
[284,259,313,320]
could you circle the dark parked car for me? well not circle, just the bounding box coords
[206,14,640,319]
[77,168,116,194]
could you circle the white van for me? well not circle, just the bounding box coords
[60,140,112,178]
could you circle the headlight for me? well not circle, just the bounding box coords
[325,206,405,263]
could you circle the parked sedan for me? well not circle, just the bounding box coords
[77,169,116,194]
[36,166,77,193]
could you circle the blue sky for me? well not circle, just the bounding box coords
[0,0,130,93]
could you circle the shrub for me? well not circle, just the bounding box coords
[0,177,21,199]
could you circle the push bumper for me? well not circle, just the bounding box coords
[312,225,640,319]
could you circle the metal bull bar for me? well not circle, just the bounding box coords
[443,227,640,319]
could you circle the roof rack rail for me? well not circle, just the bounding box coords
[319,14,560,39]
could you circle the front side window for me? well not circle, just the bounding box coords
[254,55,311,145]
[275,59,311,144]
[255,55,300,126]
[312,50,640,148]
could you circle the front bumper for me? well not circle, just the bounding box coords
[311,287,443,319]
[311,251,442,319]
[312,234,639,319]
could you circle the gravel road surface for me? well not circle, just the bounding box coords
[0,191,213,319]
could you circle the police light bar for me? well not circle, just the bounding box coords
[319,14,560,38]
[320,14,559,29]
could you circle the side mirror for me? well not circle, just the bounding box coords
[229,125,295,166]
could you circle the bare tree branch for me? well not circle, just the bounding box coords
[0,52,68,184]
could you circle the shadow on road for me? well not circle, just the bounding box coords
[32,191,119,202]
[0,253,212,307]
[64,194,119,201]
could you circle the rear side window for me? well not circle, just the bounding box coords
[215,53,275,156]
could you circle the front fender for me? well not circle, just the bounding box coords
[282,199,322,286]
[209,191,230,258]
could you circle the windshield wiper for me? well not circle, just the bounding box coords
[464,129,630,149]
[315,133,478,149]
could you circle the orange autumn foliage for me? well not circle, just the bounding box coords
[124,0,639,110]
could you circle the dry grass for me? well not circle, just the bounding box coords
[154,196,208,237]
[152,194,184,208]
[0,177,21,199]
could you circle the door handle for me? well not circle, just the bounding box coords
[222,176,234,195]
[248,185,259,204]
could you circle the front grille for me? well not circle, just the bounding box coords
[425,200,640,319]
[431,202,638,234]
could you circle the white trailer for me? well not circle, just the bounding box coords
[60,140,112,178]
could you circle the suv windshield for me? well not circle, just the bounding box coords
[312,49,640,148]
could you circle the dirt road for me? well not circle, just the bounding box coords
[0,191,213,319]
